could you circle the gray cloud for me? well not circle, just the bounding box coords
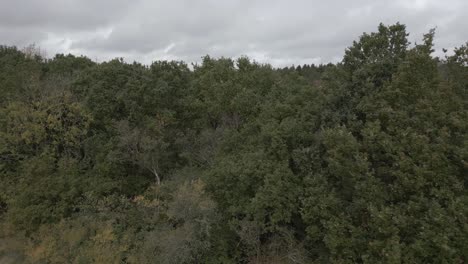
[0,0,466,66]
[0,0,130,29]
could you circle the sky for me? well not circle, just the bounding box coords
[0,0,466,67]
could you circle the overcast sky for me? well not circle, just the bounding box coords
[1,0,466,67]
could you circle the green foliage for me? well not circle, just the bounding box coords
[1,23,467,263]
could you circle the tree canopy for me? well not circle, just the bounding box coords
[0,23,467,263]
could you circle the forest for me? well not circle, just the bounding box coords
[0,23,467,263]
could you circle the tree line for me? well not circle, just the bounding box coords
[0,23,467,263]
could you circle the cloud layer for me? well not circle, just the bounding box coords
[1,0,466,66]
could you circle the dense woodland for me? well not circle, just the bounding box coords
[0,23,467,263]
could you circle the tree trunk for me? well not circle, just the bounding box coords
[152,168,161,185]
